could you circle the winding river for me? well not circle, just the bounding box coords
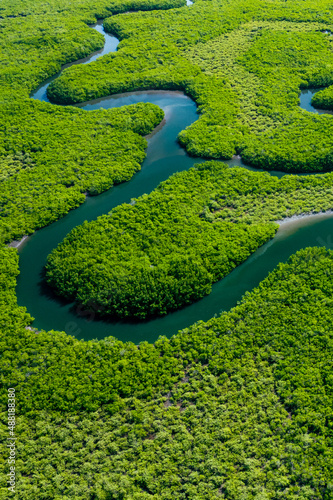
[16,20,333,344]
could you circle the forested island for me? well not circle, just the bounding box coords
[46,162,333,319]
[1,0,333,498]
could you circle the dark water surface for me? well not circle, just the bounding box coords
[17,24,333,343]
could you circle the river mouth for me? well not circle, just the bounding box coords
[18,21,333,343]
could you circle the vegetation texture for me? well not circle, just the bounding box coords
[2,0,333,498]
[0,102,164,242]
[47,0,333,172]
[46,161,333,318]
[2,0,333,242]
[311,83,333,109]
[0,0,184,243]
[1,246,333,498]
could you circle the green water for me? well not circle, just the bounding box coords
[17,25,333,344]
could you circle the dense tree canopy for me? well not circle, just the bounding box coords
[0,101,164,242]
[46,161,333,318]
[1,0,333,498]
[48,0,333,172]
[0,0,182,243]
[312,83,333,109]
[1,246,333,498]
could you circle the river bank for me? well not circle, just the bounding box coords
[8,235,29,249]
[276,209,333,226]
[14,15,333,343]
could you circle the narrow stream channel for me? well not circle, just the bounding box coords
[31,20,119,102]
[17,20,333,344]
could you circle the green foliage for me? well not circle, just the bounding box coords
[46,161,333,319]
[185,21,333,171]
[1,0,333,497]
[0,246,32,330]
[0,0,186,243]
[312,83,333,109]
[0,101,164,242]
[2,0,333,244]
[0,0,185,19]
[45,162,279,318]
[47,0,333,171]
[0,153,34,182]
[1,247,333,498]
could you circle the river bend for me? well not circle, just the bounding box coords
[17,20,333,343]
